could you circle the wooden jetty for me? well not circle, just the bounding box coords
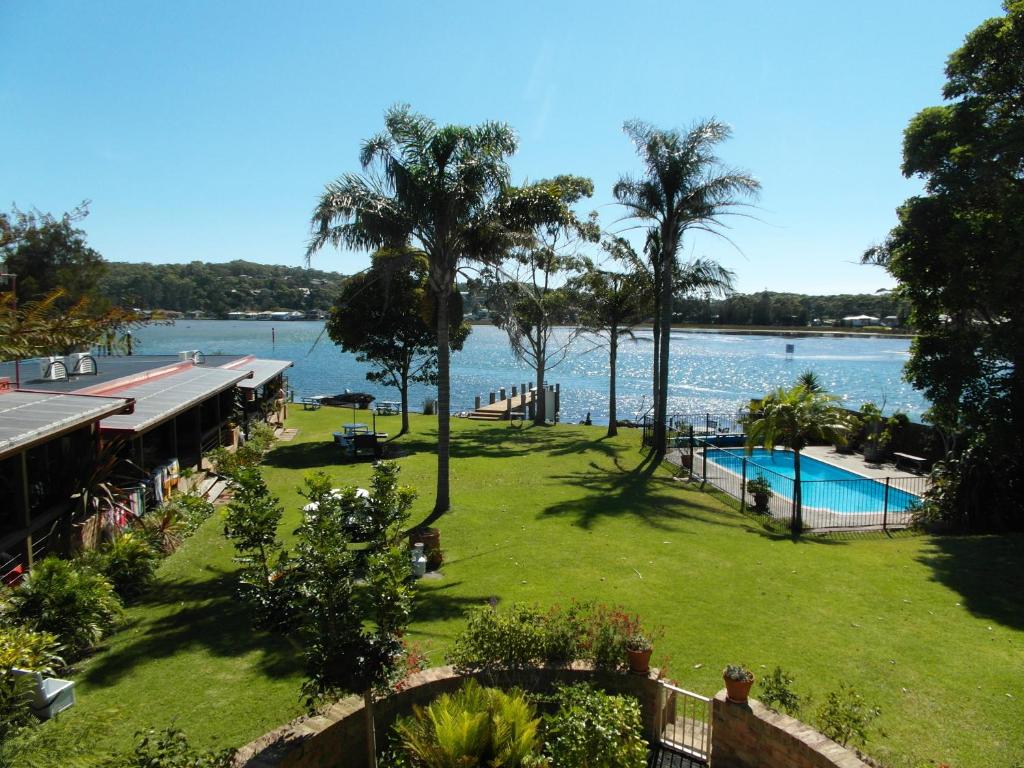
[466,383,559,421]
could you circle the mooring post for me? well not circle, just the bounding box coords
[499,387,506,401]
[489,392,496,405]
[511,385,518,397]
[474,395,481,410]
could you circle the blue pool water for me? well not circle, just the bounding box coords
[706,448,921,514]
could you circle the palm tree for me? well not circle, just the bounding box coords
[614,119,759,458]
[307,105,517,519]
[744,382,852,534]
[571,239,652,437]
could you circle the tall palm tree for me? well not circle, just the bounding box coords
[614,119,759,458]
[744,382,852,534]
[307,105,517,519]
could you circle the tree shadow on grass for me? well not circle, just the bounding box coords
[79,569,302,687]
[539,454,749,531]
[915,533,1024,630]
[395,424,627,463]
[262,440,343,470]
[412,579,495,626]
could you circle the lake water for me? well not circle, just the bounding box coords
[130,321,928,423]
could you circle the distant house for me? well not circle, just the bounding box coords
[841,314,880,327]
[882,316,900,328]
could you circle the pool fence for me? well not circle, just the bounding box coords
[665,433,928,533]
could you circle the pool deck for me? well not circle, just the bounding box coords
[800,445,931,494]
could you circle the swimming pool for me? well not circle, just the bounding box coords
[704,448,921,515]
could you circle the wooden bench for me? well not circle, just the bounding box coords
[893,451,927,473]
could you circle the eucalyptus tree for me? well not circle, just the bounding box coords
[307,105,518,518]
[744,382,852,534]
[485,175,599,425]
[570,238,652,437]
[614,119,759,457]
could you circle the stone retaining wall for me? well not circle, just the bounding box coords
[711,691,870,768]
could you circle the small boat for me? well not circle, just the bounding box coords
[321,392,376,408]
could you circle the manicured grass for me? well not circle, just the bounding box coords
[25,412,1024,766]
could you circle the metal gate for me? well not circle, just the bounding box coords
[657,681,711,763]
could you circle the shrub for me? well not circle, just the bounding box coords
[106,726,235,768]
[207,422,276,481]
[133,505,184,555]
[422,397,436,416]
[543,683,647,768]
[0,625,63,745]
[223,467,297,632]
[90,533,161,600]
[0,624,63,674]
[448,602,656,674]
[4,556,122,660]
[391,679,546,768]
[167,492,216,537]
[814,683,880,747]
[758,666,804,716]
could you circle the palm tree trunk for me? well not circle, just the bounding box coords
[792,450,803,535]
[608,327,618,438]
[433,285,451,515]
[651,283,661,425]
[654,252,673,458]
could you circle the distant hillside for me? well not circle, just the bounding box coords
[675,290,909,327]
[98,260,345,315]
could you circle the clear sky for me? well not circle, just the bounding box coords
[0,0,1003,294]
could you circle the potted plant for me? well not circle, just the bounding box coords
[833,412,860,454]
[723,664,755,703]
[626,633,653,674]
[859,404,908,462]
[746,475,773,514]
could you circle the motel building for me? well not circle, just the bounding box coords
[0,351,292,583]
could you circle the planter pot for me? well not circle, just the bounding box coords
[723,674,754,704]
[627,648,652,675]
[681,454,693,471]
[863,445,886,463]
[752,492,769,514]
[410,527,443,571]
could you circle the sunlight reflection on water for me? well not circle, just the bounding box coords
[132,322,926,424]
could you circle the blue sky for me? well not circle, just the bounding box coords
[0,1,1002,294]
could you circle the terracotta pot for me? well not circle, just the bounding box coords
[410,528,443,571]
[627,648,652,674]
[723,674,754,703]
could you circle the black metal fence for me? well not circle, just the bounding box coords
[643,412,746,449]
[680,440,928,532]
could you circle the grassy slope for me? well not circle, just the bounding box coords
[30,411,1024,767]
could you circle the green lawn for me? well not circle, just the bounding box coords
[25,411,1024,767]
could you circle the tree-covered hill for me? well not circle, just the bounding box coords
[675,290,908,326]
[97,260,345,315]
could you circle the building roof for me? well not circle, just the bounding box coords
[0,390,132,459]
[0,354,248,394]
[99,366,252,434]
[219,357,293,389]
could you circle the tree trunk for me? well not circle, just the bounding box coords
[433,283,451,516]
[651,284,661,425]
[534,358,546,426]
[399,377,409,436]
[608,326,618,438]
[364,690,377,768]
[792,449,803,535]
[654,250,673,458]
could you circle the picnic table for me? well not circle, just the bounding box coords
[893,451,927,474]
[376,401,400,415]
[302,395,327,411]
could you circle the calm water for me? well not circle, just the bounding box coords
[129,321,928,424]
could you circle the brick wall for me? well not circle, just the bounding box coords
[711,691,870,768]
[235,664,663,768]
